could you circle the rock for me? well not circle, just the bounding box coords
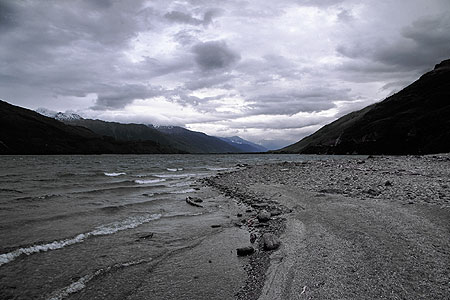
[270,209,282,216]
[250,233,257,243]
[236,246,255,256]
[261,233,280,251]
[186,196,203,203]
[366,189,380,196]
[186,197,203,208]
[135,232,154,241]
[257,210,271,222]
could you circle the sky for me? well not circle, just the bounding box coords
[1,0,449,149]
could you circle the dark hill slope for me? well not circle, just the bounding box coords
[279,59,450,155]
[61,119,242,154]
[155,126,241,153]
[64,119,172,146]
[0,100,179,154]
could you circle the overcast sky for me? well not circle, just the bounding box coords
[1,0,449,148]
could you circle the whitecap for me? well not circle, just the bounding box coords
[153,173,208,178]
[0,214,161,266]
[167,168,183,172]
[170,188,196,194]
[134,179,166,184]
[206,167,229,171]
[104,172,126,177]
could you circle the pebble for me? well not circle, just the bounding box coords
[257,210,271,222]
[236,246,255,256]
[261,233,280,250]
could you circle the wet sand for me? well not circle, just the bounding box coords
[206,154,450,299]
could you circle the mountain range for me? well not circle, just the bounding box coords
[279,59,450,155]
[1,102,266,154]
[0,100,181,154]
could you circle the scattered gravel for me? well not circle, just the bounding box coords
[203,154,450,299]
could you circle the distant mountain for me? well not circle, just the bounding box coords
[279,59,450,155]
[155,126,241,153]
[257,139,292,151]
[36,108,83,121]
[37,114,243,154]
[218,136,268,152]
[0,100,181,154]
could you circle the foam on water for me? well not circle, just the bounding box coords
[206,167,230,171]
[104,172,126,177]
[170,188,196,194]
[47,259,147,300]
[134,179,166,184]
[154,172,209,178]
[0,214,161,266]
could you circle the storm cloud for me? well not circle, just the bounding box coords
[1,0,449,148]
[192,40,241,71]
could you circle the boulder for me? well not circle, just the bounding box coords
[261,233,280,250]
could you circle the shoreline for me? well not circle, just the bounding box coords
[205,154,450,299]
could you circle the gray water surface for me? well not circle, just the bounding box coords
[0,154,359,299]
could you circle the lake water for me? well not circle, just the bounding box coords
[0,154,349,299]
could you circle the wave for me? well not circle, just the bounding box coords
[71,183,165,196]
[168,181,194,187]
[12,193,62,203]
[134,179,166,184]
[153,172,209,179]
[104,172,126,177]
[47,259,148,300]
[0,188,23,194]
[206,167,230,171]
[167,168,183,172]
[163,212,203,218]
[0,214,161,266]
[169,188,196,194]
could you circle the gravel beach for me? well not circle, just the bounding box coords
[206,154,450,299]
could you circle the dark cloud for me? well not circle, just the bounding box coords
[337,13,450,73]
[83,0,113,9]
[192,40,240,71]
[337,9,354,23]
[92,84,164,109]
[0,0,19,32]
[165,11,204,25]
[164,9,218,26]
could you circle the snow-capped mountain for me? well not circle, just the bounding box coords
[36,108,83,121]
